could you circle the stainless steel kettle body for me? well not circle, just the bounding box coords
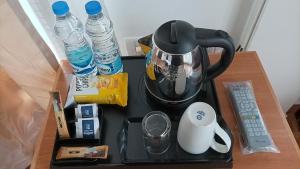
[145,20,235,106]
[145,42,206,104]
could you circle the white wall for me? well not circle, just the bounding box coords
[20,0,257,59]
[21,0,299,111]
[22,0,300,111]
[248,0,300,112]
[103,0,254,55]
[19,0,63,61]
[18,0,61,60]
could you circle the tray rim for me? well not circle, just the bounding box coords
[50,56,233,168]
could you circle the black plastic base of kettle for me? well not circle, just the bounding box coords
[144,85,203,110]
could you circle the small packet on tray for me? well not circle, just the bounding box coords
[56,145,109,160]
[76,117,100,139]
[65,73,128,108]
[75,104,98,119]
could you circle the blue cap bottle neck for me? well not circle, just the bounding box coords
[88,12,103,20]
[56,12,70,20]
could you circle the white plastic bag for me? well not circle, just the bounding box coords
[0,69,46,169]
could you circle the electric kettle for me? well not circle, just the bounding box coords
[145,20,235,106]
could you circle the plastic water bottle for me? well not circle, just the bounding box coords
[52,1,97,77]
[85,1,123,75]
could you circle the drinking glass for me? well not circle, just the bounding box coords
[142,111,171,154]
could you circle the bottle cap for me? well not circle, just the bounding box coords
[52,1,69,16]
[85,1,102,15]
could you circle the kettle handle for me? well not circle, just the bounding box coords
[196,28,235,80]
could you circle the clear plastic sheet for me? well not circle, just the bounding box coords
[224,81,279,154]
[0,69,46,169]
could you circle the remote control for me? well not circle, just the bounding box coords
[227,82,272,151]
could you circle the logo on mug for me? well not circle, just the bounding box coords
[196,111,205,120]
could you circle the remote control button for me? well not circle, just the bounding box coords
[261,131,266,135]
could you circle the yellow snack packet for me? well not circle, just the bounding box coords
[66,73,128,107]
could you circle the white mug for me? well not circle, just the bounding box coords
[177,102,231,154]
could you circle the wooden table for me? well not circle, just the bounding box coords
[31,51,300,169]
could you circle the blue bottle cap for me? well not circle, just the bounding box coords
[52,1,69,16]
[85,1,102,15]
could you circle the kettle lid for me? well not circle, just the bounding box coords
[154,20,197,54]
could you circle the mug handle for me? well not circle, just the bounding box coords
[210,123,232,153]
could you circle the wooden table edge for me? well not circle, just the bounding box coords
[30,51,300,168]
[252,52,300,158]
[30,68,63,169]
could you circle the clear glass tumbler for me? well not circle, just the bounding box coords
[142,111,171,154]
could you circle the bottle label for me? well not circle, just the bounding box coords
[93,30,117,55]
[91,29,123,74]
[66,44,97,76]
[94,48,120,65]
[97,57,123,74]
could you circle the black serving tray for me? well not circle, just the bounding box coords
[50,56,233,169]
